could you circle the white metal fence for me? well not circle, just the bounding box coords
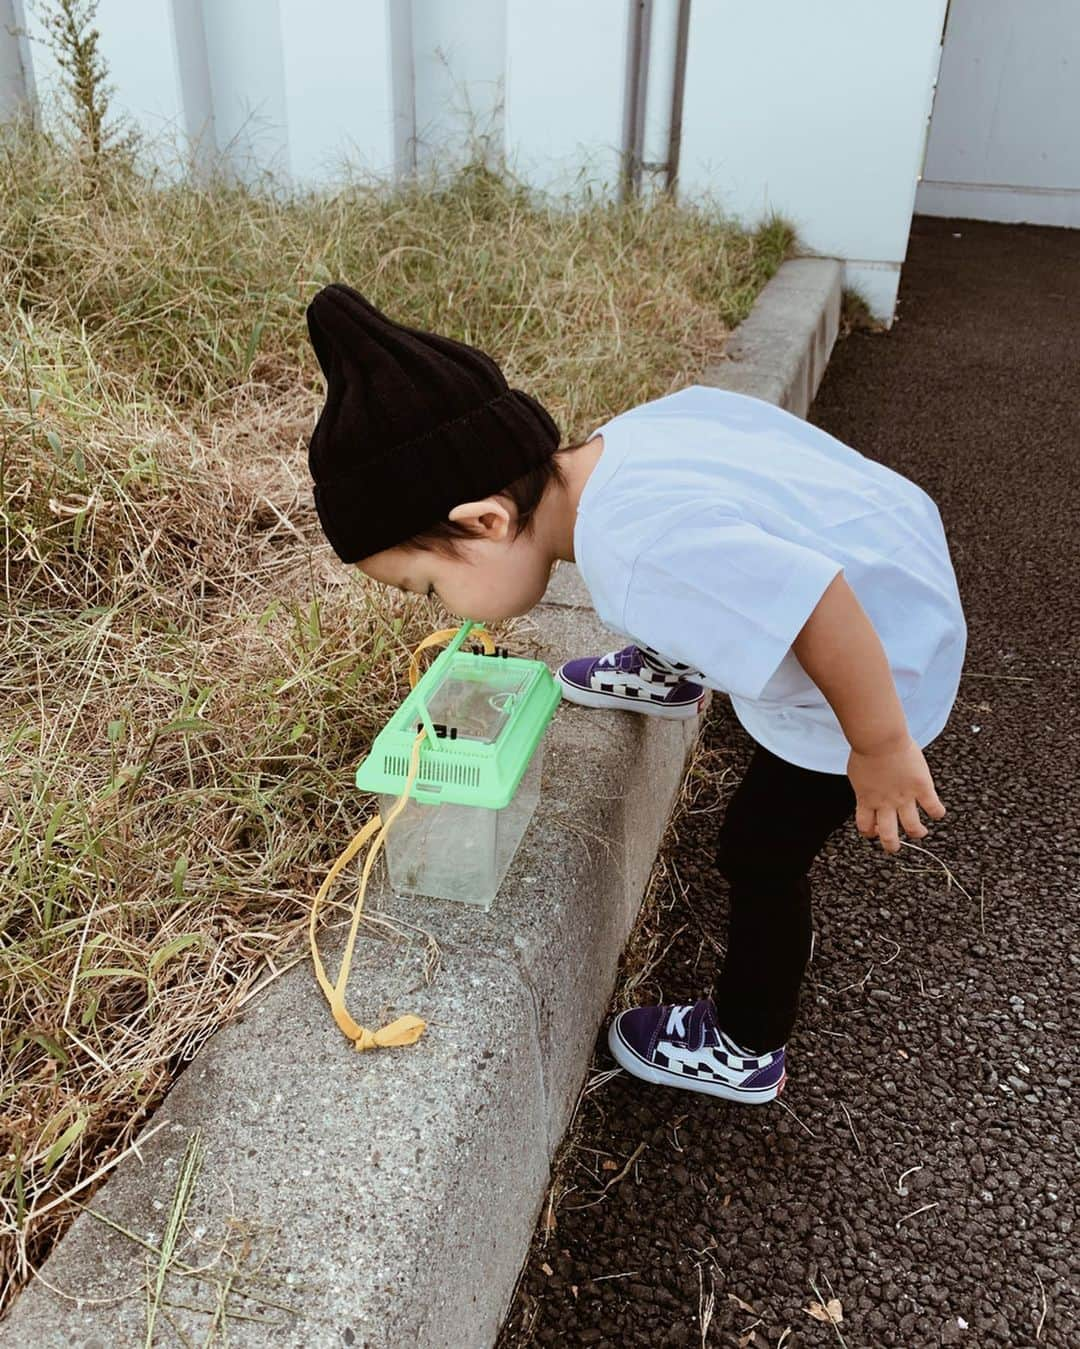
[2,1,956,321]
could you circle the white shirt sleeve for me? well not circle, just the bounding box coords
[621,508,844,701]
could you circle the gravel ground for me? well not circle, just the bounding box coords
[498,217,1078,1349]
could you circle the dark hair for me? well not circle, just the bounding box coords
[405,444,578,556]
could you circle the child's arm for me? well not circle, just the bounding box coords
[792,572,947,855]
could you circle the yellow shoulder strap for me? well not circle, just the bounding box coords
[308,625,492,1052]
[407,625,494,689]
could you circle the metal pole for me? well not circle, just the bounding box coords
[620,0,651,204]
[665,0,690,196]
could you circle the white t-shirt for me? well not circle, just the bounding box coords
[572,384,967,773]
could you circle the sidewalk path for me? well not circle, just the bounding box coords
[499,216,1078,1349]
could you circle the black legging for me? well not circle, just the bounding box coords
[713,740,857,1052]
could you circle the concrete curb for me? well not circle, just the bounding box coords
[1,258,842,1349]
[704,257,843,416]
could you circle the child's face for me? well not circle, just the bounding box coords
[357,499,555,622]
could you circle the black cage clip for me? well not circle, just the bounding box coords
[417,722,457,739]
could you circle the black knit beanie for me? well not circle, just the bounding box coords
[305,283,561,563]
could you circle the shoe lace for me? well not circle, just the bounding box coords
[597,646,630,669]
[597,645,701,686]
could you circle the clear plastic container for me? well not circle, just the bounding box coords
[357,622,560,910]
[379,744,544,909]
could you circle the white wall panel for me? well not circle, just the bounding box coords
[678,0,947,319]
[916,0,1080,227]
[200,0,289,179]
[0,0,34,120]
[278,0,395,186]
[412,0,504,178]
[21,0,184,144]
[503,0,629,200]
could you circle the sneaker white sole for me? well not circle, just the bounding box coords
[607,1020,784,1104]
[556,673,704,721]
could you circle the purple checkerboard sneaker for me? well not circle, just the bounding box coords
[608,997,786,1104]
[556,644,705,720]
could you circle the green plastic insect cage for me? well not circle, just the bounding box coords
[355,621,561,909]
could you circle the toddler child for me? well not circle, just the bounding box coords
[305,283,966,1104]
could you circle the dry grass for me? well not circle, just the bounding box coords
[0,115,792,1312]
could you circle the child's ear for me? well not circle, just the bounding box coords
[447,498,511,542]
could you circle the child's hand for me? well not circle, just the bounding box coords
[846,736,946,855]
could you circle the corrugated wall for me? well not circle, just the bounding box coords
[2,0,955,322]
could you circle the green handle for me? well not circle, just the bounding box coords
[411,621,477,746]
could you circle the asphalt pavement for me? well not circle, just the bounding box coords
[500,215,1079,1349]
